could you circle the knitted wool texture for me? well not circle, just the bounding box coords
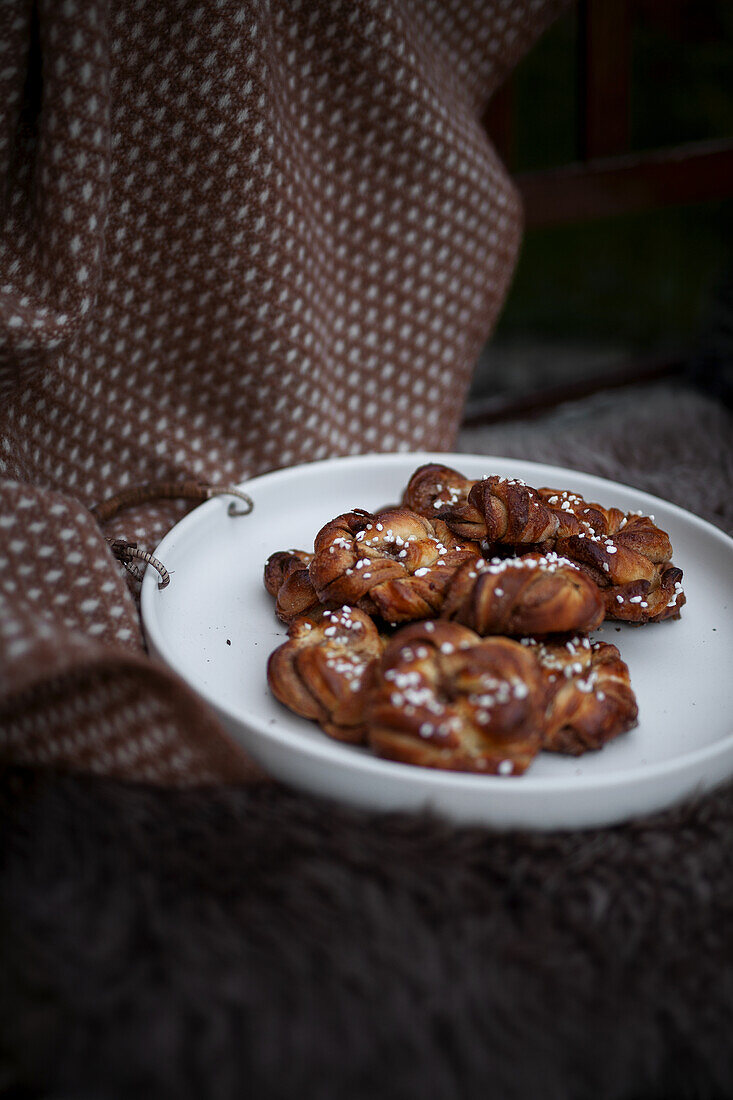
[0,0,566,782]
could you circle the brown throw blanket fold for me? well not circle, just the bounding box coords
[0,0,566,783]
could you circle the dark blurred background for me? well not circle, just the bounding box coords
[468,0,733,419]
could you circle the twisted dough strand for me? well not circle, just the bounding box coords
[436,475,559,544]
[402,462,476,518]
[263,549,319,623]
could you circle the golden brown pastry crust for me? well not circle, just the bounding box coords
[537,487,626,540]
[402,462,476,518]
[366,622,545,774]
[529,635,639,754]
[605,563,685,623]
[550,509,682,623]
[264,549,310,597]
[554,515,671,585]
[263,549,319,624]
[403,465,558,547]
[309,507,480,623]
[441,552,605,637]
[427,474,558,545]
[266,607,384,743]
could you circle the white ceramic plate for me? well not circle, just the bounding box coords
[141,453,733,830]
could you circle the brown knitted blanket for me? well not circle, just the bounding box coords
[2,382,732,1100]
[0,0,565,784]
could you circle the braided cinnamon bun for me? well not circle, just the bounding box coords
[549,508,684,623]
[529,635,639,754]
[441,551,605,636]
[267,607,384,743]
[309,507,480,623]
[366,622,545,774]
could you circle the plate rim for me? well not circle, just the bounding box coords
[141,450,733,796]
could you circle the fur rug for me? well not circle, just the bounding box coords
[2,382,732,1100]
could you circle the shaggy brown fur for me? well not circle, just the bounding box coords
[1,768,733,1100]
[2,383,732,1100]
